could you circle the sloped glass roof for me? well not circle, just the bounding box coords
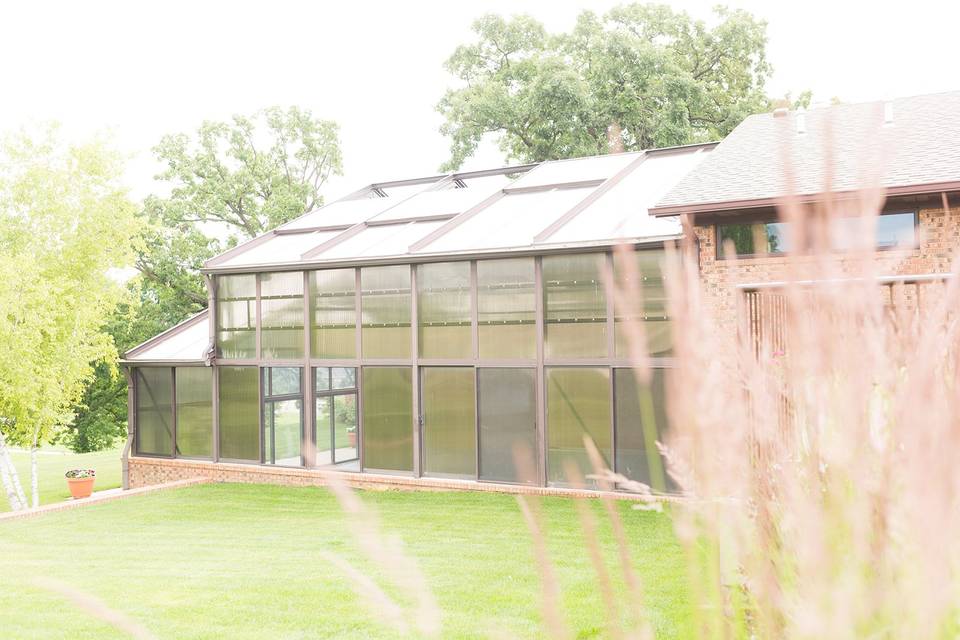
[545,148,712,243]
[204,144,715,271]
[423,187,595,253]
[217,229,344,267]
[316,219,448,260]
[125,312,209,361]
[507,152,639,189]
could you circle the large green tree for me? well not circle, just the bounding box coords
[0,126,140,509]
[438,4,771,169]
[65,107,343,453]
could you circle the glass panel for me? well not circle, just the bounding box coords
[316,396,332,465]
[361,367,413,473]
[317,220,445,260]
[543,254,607,358]
[333,394,358,464]
[218,230,342,267]
[546,368,612,487]
[218,366,259,461]
[875,212,916,247]
[217,275,256,359]
[361,266,411,359]
[135,368,173,456]
[331,367,357,390]
[316,368,330,392]
[310,269,356,359]
[417,262,472,359]
[614,249,671,357]
[260,272,304,359]
[267,367,301,397]
[478,368,537,484]
[175,367,212,458]
[509,153,637,188]
[615,368,673,491]
[264,399,302,465]
[477,258,536,360]
[422,367,476,479]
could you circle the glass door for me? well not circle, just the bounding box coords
[314,367,359,470]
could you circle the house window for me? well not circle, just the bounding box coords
[716,212,917,258]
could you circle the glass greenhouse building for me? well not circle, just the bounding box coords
[124,143,715,491]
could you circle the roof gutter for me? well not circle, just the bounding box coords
[649,180,960,217]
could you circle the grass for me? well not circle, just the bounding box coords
[0,483,692,639]
[1,445,122,512]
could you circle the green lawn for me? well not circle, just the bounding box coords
[0,483,693,639]
[2,445,122,512]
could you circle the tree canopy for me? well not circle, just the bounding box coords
[437,4,772,169]
[0,126,139,451]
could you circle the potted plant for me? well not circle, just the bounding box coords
[65,469,96,499]
[347,426,357,449]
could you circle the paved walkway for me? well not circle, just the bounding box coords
[0,477,210,522]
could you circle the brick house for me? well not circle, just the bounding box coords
[122,91,960,495]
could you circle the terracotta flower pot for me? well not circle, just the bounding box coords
[348,431,357,449]
[67,476,95,499]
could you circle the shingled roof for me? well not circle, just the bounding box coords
[650,91,960,216]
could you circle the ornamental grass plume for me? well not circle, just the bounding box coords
[627,129,960,637]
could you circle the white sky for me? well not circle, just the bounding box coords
[1,0,958,202]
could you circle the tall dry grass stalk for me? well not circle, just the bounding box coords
[634,144,960,636]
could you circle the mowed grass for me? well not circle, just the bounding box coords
[2,445,122,512]
[0,483,693,639]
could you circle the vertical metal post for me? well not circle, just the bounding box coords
[535,256,547,487]
[470,260,480,480]
[410,264,421,477]
[122,368,135,490]
[212,364,220,463]
[170,367,178,458]
[605,251,616,470]
[303,270,315,467]
[356,268,364,471]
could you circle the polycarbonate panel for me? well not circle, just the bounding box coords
[218,366,259,461]
[543,253,608,358]
[543,150,700,243]
[264,399,302,465]
[281,199,395,230]
[508,153,638,189]
[310,268,356,359]
[372,189,485,222]
[478,368,537,484]
[217,230,343,267]
[614,249,671,357]
[129,313,209,362]
[615,368,673,490]
[135,368,173,456]
[477,258,536,360]
[422,367,476,478]
[546,367,612,487]
[217,274,256,359]
[318,220,446,260]
[175,367,212,458]
[260,272,304,359]
[361,265,411,358]
[417,262,472,359]
[424,187,594,253]
[362,367,413,473]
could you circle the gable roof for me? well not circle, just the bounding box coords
[122,311,210,363]
[650,91,960,216]
[201,143,716,274]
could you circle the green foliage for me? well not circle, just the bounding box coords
[438,4,772,169]
[136,106,343,309]
[68,107,343,453]
[0,126,140,448]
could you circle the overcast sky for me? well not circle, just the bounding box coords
[1,0,957,202]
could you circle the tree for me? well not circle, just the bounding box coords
[66,107,343,453]
[0,126,140,509]
[437,4,771,169]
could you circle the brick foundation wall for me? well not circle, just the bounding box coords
[127,456,663,501]
[694,205,960,333]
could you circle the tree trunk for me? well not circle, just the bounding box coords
[0,430,25,511]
